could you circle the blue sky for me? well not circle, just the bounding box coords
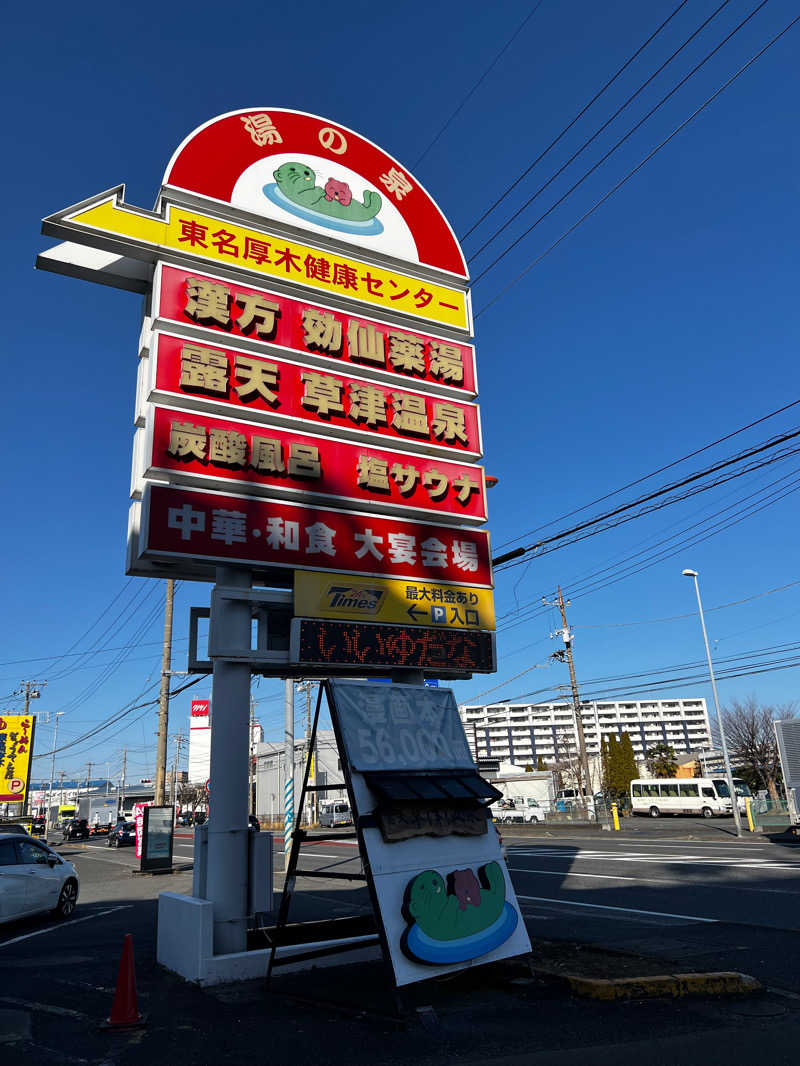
[4,0,798,785]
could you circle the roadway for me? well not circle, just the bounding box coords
[2,820,800,1064]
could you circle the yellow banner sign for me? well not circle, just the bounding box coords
[0,715,35,805]
[295,571,495,631]
[57,193,469,332]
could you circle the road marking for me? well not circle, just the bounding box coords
[509,848,800,871]
[0,995,86,1018]
[0,905,133,949]
[516,894,718,923]
[509,865,678,886]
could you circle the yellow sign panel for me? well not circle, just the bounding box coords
[295,571,495,631]
[65,195,469,332]
[0,714,35,805]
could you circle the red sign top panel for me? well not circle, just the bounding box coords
[148,406,487,523]
[155,264,477,396]
[162,109,468,278]
[142,485,492,587]
[190,700,209,717]
[151,333,481,459]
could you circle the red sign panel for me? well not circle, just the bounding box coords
[147,406,487,523]
[150,332,481,459]
[139,484,492,587]
[190,699,209,718]
[154,264,477,396]
[163,109,468,277]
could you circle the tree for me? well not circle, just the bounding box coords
[177,782,204,815]
[617,733,639,797]
[720,697,797,802]
[646,742,679,778]
[536,755,547,771]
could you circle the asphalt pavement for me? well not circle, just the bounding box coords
[2,819,800,1064]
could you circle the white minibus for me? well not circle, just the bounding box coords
[630,777,750,818]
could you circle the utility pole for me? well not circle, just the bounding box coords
[284,679,294,858]
[85,762,93,791]
[170,732,186,811]
[47,712,64,829]
[19,679,46,716]
[297,681,317,825]
[58,770,65,809]
[249,696,255,818]
[120,748,127,817]
[154,578,176,806]
[544,588,592,804]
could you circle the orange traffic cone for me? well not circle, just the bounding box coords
[102,933,145,1029]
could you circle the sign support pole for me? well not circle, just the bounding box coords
[284,680,294,858]
[206,566,252,956]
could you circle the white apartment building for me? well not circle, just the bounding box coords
[460,698,712,766]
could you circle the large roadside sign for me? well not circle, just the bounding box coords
[38,107,494,677]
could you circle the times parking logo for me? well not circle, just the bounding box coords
[325,584,387,614]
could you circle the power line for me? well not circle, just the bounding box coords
[33,674,209,761]
[492,396,800,553]
[571,579,800,630]
[412,1,546,170]
[461,0,690,242]
[475,12,800,316]
[473,0,768,282]
[495,466,800,634]
[494,426,800,569]
[469,0,734,263]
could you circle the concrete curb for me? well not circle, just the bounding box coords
[534,969,761,1000]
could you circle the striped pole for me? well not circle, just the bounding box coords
[284,679,294,858]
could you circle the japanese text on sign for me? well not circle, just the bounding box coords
[154,265,477,395]
[69,198,469,330]
[149,407,486,521]
[294,570,496,630]
[139,485,493,586]
[151,333,481,459]
[330,682,474,769]
[0,715,34,804]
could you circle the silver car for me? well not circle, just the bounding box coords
[0,833,79,924]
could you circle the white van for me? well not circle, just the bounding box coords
[630,777,750,818]
[319,801,352,828]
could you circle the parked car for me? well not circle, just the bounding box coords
[193,811,206,825]
[176,813,193,827]
[0,822,29,836]
[62,819,90,842]
[30,816,47,836]
[0,833,79,923]
[107,821,136,848]
[248,815,260,832]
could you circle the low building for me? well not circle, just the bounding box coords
[255,730,346,825]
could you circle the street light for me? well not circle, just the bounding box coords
[682,569,743,837]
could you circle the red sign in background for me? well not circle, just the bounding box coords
[190,700,209,717]
[141,484,492,587]
[154,265,477,396]
[151,332,481,459]
[163,109,468,277]
[148,406,487,523]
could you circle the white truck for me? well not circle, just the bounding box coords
[491,796,546,823]
[77,796,118,835]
